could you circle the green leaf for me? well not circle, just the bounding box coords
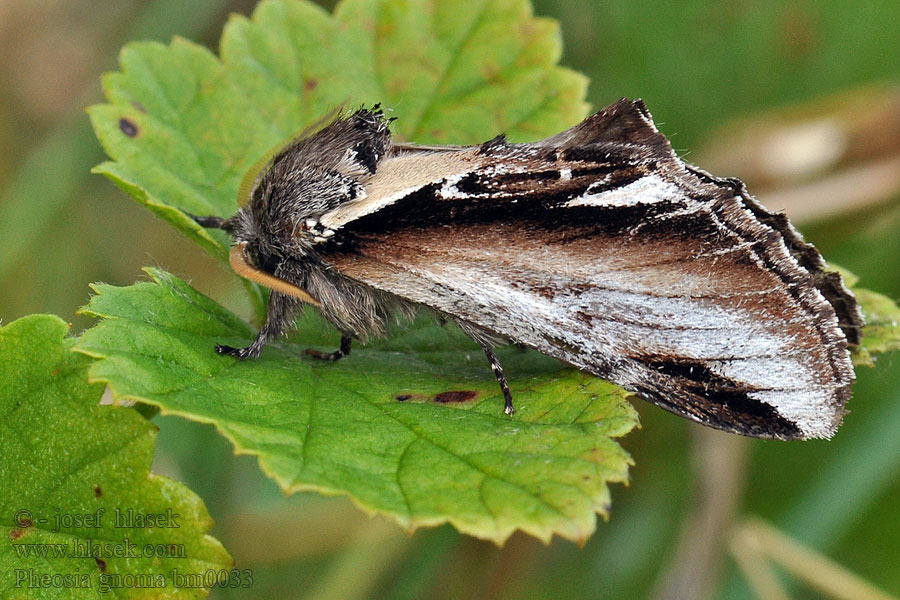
[853,287,900,366]
[87,0,589,264]
[0,315,232,597]
[74,268,637,544]
[828,265,900,366]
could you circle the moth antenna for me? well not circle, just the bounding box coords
[236,104,348,207]
[229,243,321,307]
[187,213,231,230]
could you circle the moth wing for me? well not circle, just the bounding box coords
[318,100,858,440]
[534,97,674,155]
[328,216,854,440]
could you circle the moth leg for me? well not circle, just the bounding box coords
[304,336,352,362]
[478,343,516,416]
[217,292,298,359]
[456,319,515,415]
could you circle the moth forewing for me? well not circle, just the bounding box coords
[326,216,850,440]
[193,100,862,441]
[317,149,487,231]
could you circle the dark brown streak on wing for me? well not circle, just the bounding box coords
[531,322,804,439]
[632,363,802,439]
[337,160,688,239]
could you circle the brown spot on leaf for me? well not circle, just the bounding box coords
[95,557,107,572]
[93,485,102,498]
[395,394,412,402]
[119,117,138,137]
[131,100,147,113]
[304,78,318,92]
[9,528,26,541]
[433,390,477,404]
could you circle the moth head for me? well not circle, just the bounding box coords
[213,105,395,305]
[228,241,320,306]
[223,207,320,306]
[236,105,393,243]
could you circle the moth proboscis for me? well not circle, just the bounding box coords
[191,99,863,441]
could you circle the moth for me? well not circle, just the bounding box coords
[192,99,862,441]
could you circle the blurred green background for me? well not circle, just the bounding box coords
[2,1,898,598]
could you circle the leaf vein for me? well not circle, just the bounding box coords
[409,0,492,138]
